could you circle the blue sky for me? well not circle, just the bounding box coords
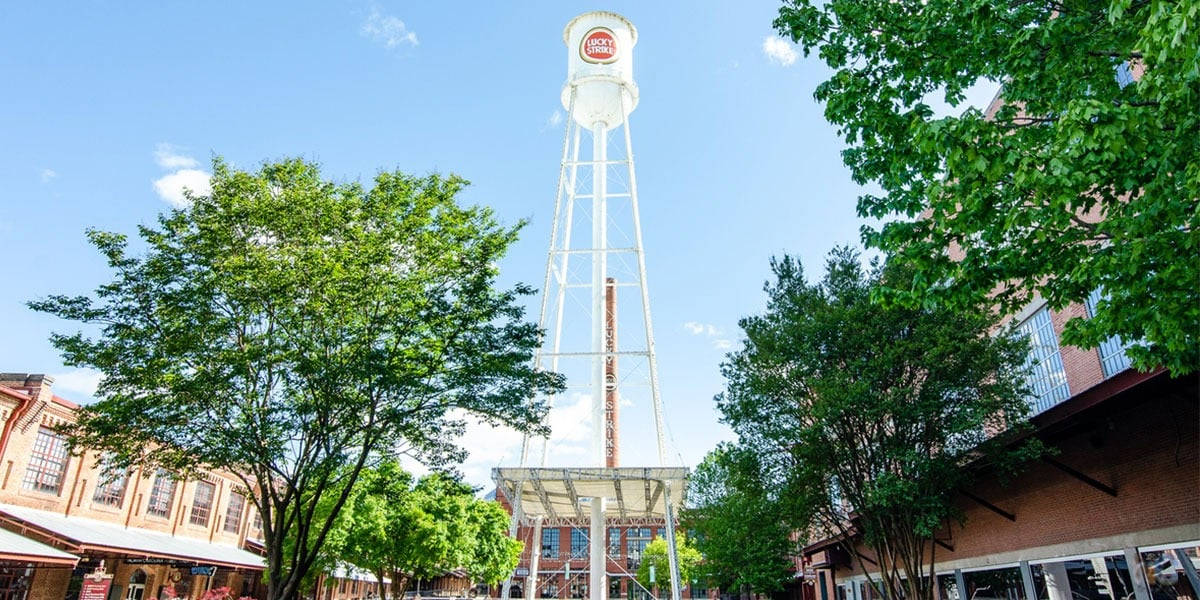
[0,2,996,488]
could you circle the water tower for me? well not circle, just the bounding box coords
[495,11,686,600]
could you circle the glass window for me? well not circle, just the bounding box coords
[1141,545,1200,600]
[608,528,622,558]
[657,528,665,539]
[253,511,263,534]
[1030,555,1136,600]
[1016,307,1071,414]
[1115,61,1135,89]
[627,528,651,559]
[224,492,245,534]
[571,528,588,558]
[0,564,32,599]
[91,456,128,507]
[22,426,70,494]
[542,575,559,598]
[542,528,560,559]
[571,582,589,598]
[691,581,708,599]
[964,566,1026,600]
[610,577,623,598]
[146,470,176,518]
[189,480,216,526]
[938,574,961,600]
[1085,289,1134,378]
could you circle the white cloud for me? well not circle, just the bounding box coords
[152,144,211,207]
[153,169,212,208]
[444,392,594,489]
[685,321,736,350]
[543,110,563,131]
[51,369,104,400]
[762,35,798,67]
[40,169,57,183]
[361,9,419,48]
[154,143,199,169]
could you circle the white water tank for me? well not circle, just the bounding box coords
[561,11,638,131]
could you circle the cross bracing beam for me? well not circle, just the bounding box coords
[562,472,586,521]
[648,482,664,513]
[613,479,627,518]
[548,248,639,255]
[530,474,559,520]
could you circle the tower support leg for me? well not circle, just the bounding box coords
[590,499,607,600]
[527,517,544,600]
[502,489,525,600]
[662,482,683,600]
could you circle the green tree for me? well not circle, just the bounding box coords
[774,0,1200,374]
[634,535,702,598]
[684,444,796,595]
[716,248,1040,600]
[340,463,522,600]
[29,158,563,600]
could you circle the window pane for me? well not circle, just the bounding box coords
[189,481,215,526]
[1085,289,1134,378]
[91,456,128,507]
[1030,555,1136,600]
[542,528,560,559]
[938,574,961,600]
[571,528,588,558]
[146,470,176,518]
[22,427,70,494]
[963,566,1026,600]
[1016,308,1071,414]
[627,528,651,559]
[224,492,245,533]
[1141,546,1200,600]
[608,528,622,558]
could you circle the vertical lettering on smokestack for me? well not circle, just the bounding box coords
[604,277,619,468]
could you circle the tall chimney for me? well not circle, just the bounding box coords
[604,278,619,468]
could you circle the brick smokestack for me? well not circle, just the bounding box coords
[604,277,619,468]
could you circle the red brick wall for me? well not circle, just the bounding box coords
[945,386,1198,560]
[1049,302,1107,396]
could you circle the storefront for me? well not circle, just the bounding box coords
[0,503,265,599]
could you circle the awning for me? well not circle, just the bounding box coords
[0,503,264,570]
[0,527,78,565]
[493,467,688,525]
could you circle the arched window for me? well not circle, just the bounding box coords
[126,569,146,600]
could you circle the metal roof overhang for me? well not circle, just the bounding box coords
[0,503,265,570]
[492,467,688,524]
[0,526,79,565]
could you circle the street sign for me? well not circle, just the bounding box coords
[515,568,530,577]
[191,566,217,577]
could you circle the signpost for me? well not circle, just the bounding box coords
[78,564,112,600]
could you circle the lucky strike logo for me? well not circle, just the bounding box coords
[580,27,618,63]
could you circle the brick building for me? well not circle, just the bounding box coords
[489,488,710,600]
[799,307,1198,600]
[0,373,267,600]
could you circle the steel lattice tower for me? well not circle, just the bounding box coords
[497,12,684,600]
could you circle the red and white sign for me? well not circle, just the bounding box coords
[78,577,112,600]
[580,27,618,63]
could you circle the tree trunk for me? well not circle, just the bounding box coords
[392,571,412,600]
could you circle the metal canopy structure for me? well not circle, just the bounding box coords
[493,467,687,523]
